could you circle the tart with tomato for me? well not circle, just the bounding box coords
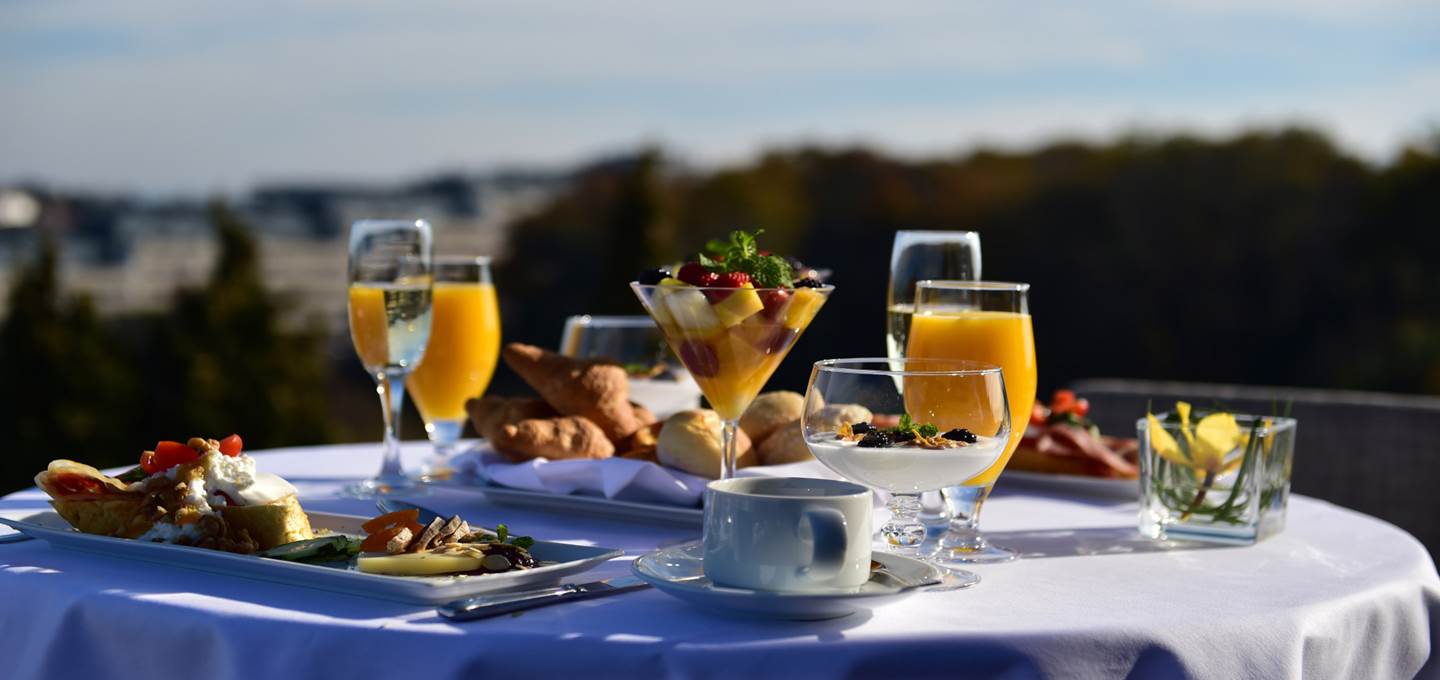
[1008,390,1140,479]
[33,435,312,554]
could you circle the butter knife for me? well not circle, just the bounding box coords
[438,576,650,621]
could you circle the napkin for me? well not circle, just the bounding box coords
[449,447,712,507]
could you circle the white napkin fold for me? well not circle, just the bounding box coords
[449,447,712,506]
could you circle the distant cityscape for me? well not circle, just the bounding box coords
[0,171,564,333]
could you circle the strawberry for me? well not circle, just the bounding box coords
[704,271,750,302]
[676,262,713,287]
[759,289,790,320]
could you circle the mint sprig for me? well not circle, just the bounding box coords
[701,229,794,288]
[887,414,939,438]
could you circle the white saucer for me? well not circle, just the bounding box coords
[631,542,942,620]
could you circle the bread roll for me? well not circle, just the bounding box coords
[807,404,874,433]
[739,391,804,443]
[757,420,814,465]
[656,409,754,478]
[491,416,615,461]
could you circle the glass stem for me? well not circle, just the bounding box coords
[939,484,992,551]
[376,371,409,482]
[721,419,740,480]
[882,493,926,554]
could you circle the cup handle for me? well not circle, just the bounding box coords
[801,508,849,580]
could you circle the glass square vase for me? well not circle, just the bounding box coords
[1137,413,1297,544]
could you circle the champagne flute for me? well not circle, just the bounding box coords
[406,256,501,478]
[906,280,1036,564]
[346,219,433,497]
[886,231,981,360]
[887,230,982,523]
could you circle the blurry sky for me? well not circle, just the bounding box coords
[2,0,1437,195]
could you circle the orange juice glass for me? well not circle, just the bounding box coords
[406,257,501,471]
[906,280,1035,564]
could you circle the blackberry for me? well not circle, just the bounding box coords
[850,422,873,435]
[794,277,824,288]
[637,267,671,285]
[942,428,978,444]
[857,431,893,448]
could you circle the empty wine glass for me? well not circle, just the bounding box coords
[345,219,433,497]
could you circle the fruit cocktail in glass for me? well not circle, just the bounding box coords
[631,230,833,479]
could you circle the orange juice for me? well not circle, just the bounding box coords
[406,283,501,422]
[348,283,432,372]
[906,310,1037,485]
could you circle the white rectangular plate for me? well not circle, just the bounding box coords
[434,478,704,527]
[0,510,622,605]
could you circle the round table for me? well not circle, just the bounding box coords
[1,443,1436,679]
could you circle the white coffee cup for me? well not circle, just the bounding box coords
[702,477,873,592]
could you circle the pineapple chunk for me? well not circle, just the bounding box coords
[784,288,826,329]
[645,277,687,327]
[663,287,721,335]
[357,552,483,576]
[712,283,763,327]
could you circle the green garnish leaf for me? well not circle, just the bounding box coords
[494,524,509,543]
[897,414,915,431]
[115,465,148,484]
[700,229,794,288]
[510,536,535,549]
[917,423,939,438]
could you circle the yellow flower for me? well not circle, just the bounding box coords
[1146,413,1192,467]
[1193,412,1242,474]
[1176,401,1196,449]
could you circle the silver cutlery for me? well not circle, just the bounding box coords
[438,575,650,621]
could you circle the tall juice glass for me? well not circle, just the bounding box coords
[346,219,433,497]
[906,280,1036,563]
[406,256,501,475]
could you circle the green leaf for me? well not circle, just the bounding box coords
[510,536,535,549]
[898,413,915,431]
[495,524,509,543]
[917,423,939,438]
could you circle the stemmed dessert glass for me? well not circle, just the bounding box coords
[631,282,833,479]
[906,281,1036,563]
[406,256,501,478]
[803,358,1010,587]
[345,219,434,497]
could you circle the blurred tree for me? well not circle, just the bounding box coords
[141,201,336,449]
[0,238,142,490]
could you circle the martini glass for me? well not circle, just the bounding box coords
[631,282,833,479]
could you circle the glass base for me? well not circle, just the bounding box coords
[341,475,429,499]
[926,566,981,590]
[931,540,1018,565]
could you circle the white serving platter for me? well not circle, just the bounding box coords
[998,470,1139,499]
[0,510,622,605]
[434,477,704,527]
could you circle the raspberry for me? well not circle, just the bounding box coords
[676,262,712,286]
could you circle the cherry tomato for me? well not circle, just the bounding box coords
[1074,398,1091,418]
[1030,403,1049,427]
[139,450,160,475]
[218,434,243,457]
[1050,389,1077,414]
[149,440,200,472]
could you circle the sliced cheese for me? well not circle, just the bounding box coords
[357,552,483,576]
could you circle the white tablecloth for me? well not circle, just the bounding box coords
[1,443,1436,679]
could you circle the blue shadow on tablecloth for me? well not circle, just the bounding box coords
[977,526,1241,559]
